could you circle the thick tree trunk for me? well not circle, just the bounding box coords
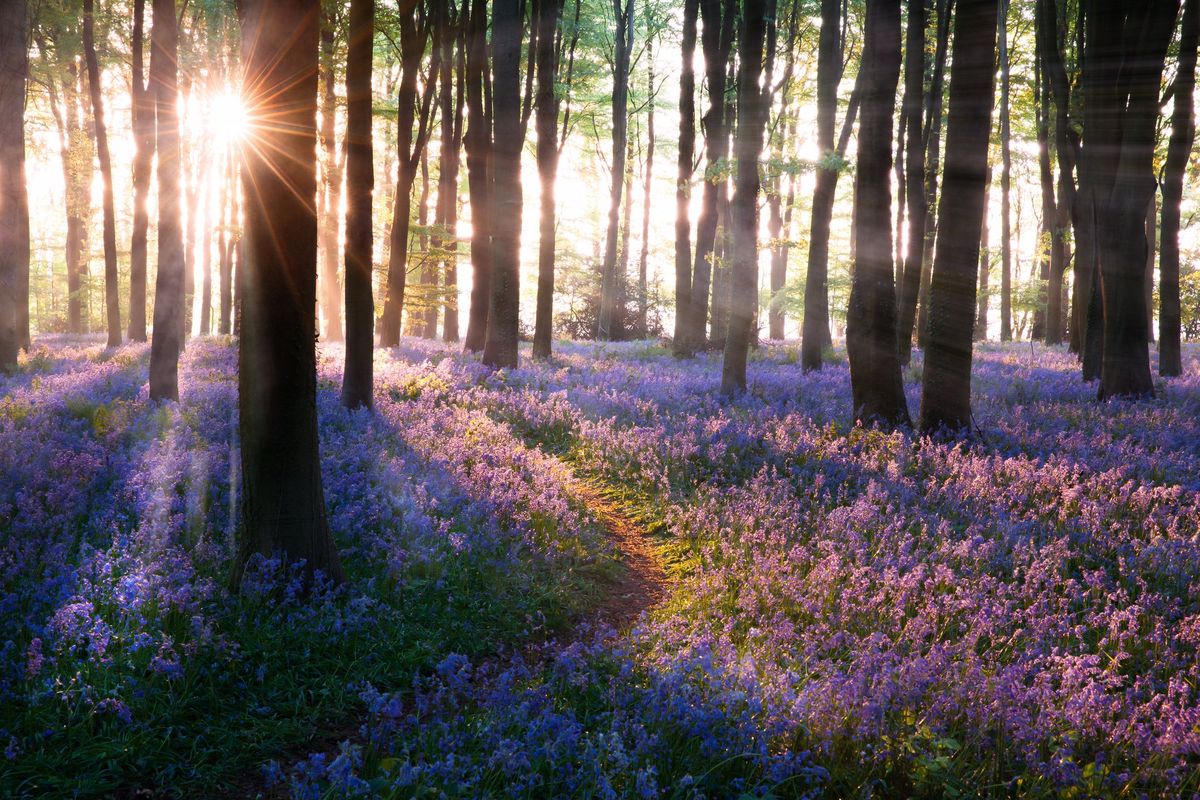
[236,0,343,587]
[0,0,29,370]
[920,0,998,434]
[721,0,767,393]
[532,0,565,358]
[463,0,492,352]
[1161,0,1197,376]
[897,0,927,363]
[129,0,154,342]
[847,0,909,428]
[319,20,343,342]
[672,0,699,356]
[149,0,186,401]
[342,0,375,410]
[598,0,634,340]
[482,0,523,368]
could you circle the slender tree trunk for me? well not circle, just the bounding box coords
[149,0,185,401]
[920,0,997,433]
[129,0,154,342]
[1161,0,1196,376]
[482,0,523,368]
[999,0,1013,342]
[637,38,655,339]
[598,0,634,340]
[847,0,909,428]
[463,0,492,352]
[235,0,343,587]
[721,0,768,393]
[673,0,699,356]
[342,0,375,410]
[59,60,92,336]
[319,19,344,342]
[1035,46,1056,342]
[975,162,992,340]
[0,0,28,369]
[897,0,928,363]
[440,2,465,344]
[219,154,234,335]
[532,0,565,358]
[417,151,436,337]
[1145,191,1157,343]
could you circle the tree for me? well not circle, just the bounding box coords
[463,0,492,352]
[342,0,374,410]
[998,0,1012,342]
[896,0,927,361]
[532,0,567,359]
[1079,1,1178,398]
[920,0,998,433]
[721,0,769,393]
[481,0,523,368]
[437,0,465,344]
[149,0,186,401]
[672,0,699,356]
[129,0,154,342]
[0,0,29,371]
[379,4,437,348]
[1160,0,1197,377]
[319,6,344,343]
[83,0,121,349]
[846,0,909,428]
[236,0,344,586]
[597,0,635,340]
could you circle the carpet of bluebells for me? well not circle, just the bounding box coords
[3,335,1200,798]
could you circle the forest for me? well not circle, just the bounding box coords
[1,0,1200,797]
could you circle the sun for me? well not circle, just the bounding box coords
[209,88,250,144]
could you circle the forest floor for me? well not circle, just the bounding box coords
[2,336,1200,798]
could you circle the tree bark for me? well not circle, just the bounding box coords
[129,0,154,342]
[999,0,1013,342]
[721,0,768,394]
[598,0,634,340]
[235,0,343,587]
[920,0,998,433]
[439,1,465,344]
[0,0,28,370]
[847,0,909,428]
[975,162,992,340]
[637,36,656,339]
[463,0,492,352]
[149,0,185,401]
[672,0,699,356]
[532,0,565,358]
[897,0,928,363]
[319,16,343,342]
[1160,0,1196,377]
[342,0,375,410]
[481,0,523,368]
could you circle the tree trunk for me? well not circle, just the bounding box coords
[342,0,375,410]
[440,1,465,345]
[219,155,234,335]
[417,151,436,337]
[129,0,154,342]
[847,0,909,428]
[637,37,655,339]
[598,0,634,340]
[975,162,992,340]
[672,0,699,356]
[920,0,998,433]
[1161,0,1196,376]
[235,0,343,588]
[1035,43,1058,343]
[0,0,28,370]
[463,0,492,352]
[319,18,344,342]
[149,0,186,401]
[897,0,928,363]
[801,0,845,370]
[532,0,565,358]
[482,0,523,368]
[721,0,768,393]
[999,0,1013,342]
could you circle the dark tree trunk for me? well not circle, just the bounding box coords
[688,0,735,352]
[598,0,634,340]
[721,0,768,393]
[129,0,154,342]
[1160,0,1196,376]
[532,0,565,358]
[847,0,910,428]
[920,0,998,434]
[319,17,343,342]
[149,0,185,401]
[219,155,234,335]
[342,0,375,410]
[56,59,92,336]
[481,0,522,368]
[417,151,436,337]
[672,0,699,356]
[87,0,124,348]
[975,162,992,340]
[463,0,492,352]
[999,0,1013,342]
[235,0,344,587]
[439,1,465,344]
[1035,45,1057,343]
[0,0,28,370]
[897,0,927,363]
[801,0,845,371]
